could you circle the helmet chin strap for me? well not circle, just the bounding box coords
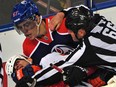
[35,15,42,39]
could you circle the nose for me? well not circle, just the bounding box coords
[14,64,19,71]
[21,27,29,34]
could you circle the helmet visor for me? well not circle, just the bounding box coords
[14,18,36,35]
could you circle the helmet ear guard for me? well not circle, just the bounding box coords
[65,6,92,33]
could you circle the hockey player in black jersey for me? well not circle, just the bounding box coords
[15,5,116,87]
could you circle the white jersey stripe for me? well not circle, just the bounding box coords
[97,53,116,62]
[89,36,116,52]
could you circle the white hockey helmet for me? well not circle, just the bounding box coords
[5,54,32,77]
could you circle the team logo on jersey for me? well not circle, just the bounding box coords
[51,45,74,55]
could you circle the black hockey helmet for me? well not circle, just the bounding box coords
[65,6,92,33]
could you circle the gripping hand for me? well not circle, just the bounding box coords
[63,65,87,86]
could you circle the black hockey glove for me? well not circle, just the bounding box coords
[88,68,115,87]
[15,76,37,87]
[63,65,87,86]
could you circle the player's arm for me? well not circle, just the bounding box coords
[49,5,90,30]
[15,65,87,87]
[15,42,88,87]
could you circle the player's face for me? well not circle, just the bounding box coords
[15,16,46,40]
[14,59,29,71]
[16,18,38,40]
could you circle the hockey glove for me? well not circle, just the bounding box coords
[15,76,37,87]
[11,64,41,83]
[88,68,115,87]
[63,65,87,86]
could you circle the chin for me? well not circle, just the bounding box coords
[37,35,43,38]
[27,37,35,40]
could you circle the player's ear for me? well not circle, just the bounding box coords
[35,15,40,22]
[78,29,86,37]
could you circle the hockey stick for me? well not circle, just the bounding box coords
[50,63,68,81]
[50,63,64,74]
[27,78,37,87]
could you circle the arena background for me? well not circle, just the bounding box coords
[0,0,115,25]
[0,0,116,87]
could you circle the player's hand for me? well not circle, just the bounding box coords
[48,12,65,31]
[63,65,87,86]
[13,64,41,81]
[15,76,36,87]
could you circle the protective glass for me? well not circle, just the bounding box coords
[14,18,36,35]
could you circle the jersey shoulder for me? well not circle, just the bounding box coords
[57,18,69,33]
[23,38,38,57]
